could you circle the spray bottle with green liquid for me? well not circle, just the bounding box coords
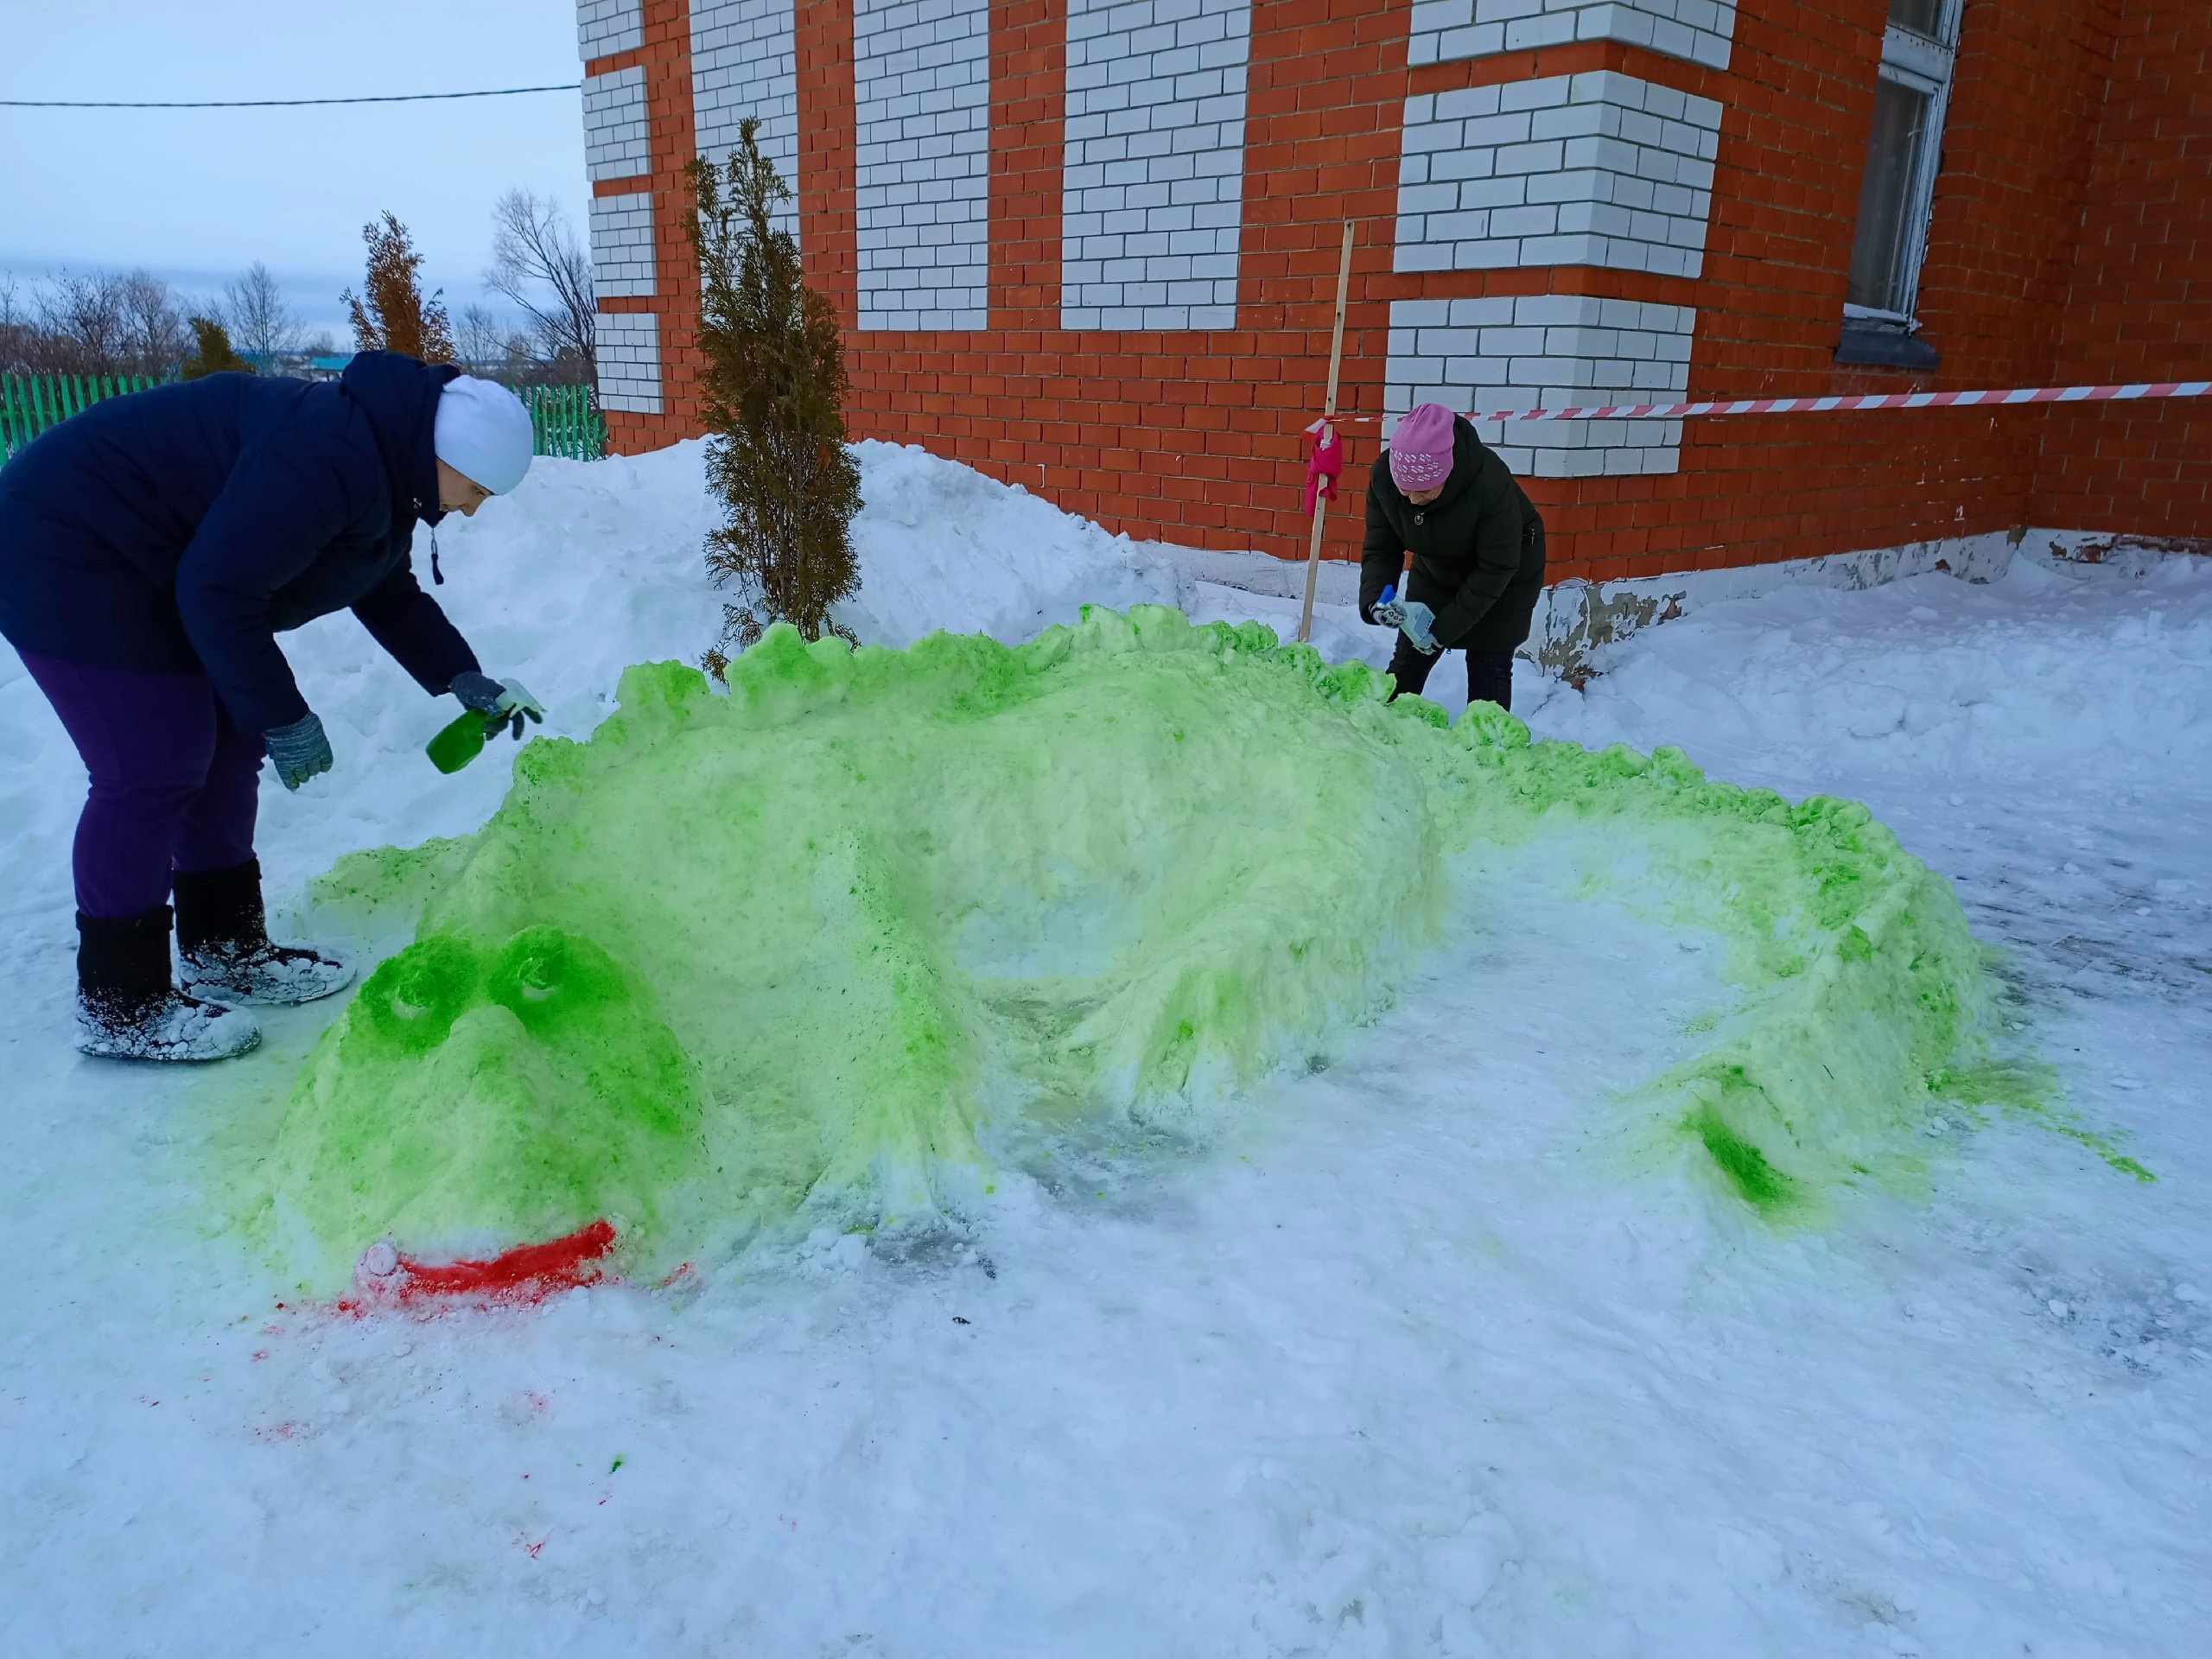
[426,709,495,774]
[427,677,547,773]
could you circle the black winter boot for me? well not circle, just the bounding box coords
[174,857,354,1007]
[76,906,261,1061]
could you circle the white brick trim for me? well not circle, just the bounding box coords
[854,0,991,331]
[588,192,658,298]
[597,310,664,413]
[583,66,652,182]
[576,0,644,60]
[1408,0,1737,72]
[1394,70,1723,281]
[1384,292,1696,476]
[691,0,802,241]
[1060,0,1251,331]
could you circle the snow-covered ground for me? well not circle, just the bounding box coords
[3,442,2208,1656]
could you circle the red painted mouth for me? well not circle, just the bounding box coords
[345,1218,619,1308]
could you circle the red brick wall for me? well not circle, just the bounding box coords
[1536,0,2122,583]
[606,0,2206,579]
[795,0,861,317]
[2034,0,2212,543]
[824,0,1408,556]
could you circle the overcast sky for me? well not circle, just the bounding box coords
[0,0,588,340]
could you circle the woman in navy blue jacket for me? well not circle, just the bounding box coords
[0,350,543,1061]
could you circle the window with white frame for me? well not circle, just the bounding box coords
[1844,0,1961,328]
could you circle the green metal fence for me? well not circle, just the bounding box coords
[522,384,607,461]
[2,372,606,464]
[1,373,168,462]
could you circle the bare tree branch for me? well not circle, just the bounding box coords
[116,271,190,374]
[221,262,302,365]
[455,302,505,370]
[36,271,130,373]
[0,271,30,374]
[486,188,596,386]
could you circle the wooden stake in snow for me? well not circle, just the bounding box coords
[1297,221,1357,645]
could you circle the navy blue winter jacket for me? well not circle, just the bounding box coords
[0,351,480,733]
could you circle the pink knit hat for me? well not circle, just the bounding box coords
[1388,402,1457,493]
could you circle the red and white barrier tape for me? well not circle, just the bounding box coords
[1464,378,2212,423]
[1319,378,2212,426]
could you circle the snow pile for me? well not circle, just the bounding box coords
[1526,549,2212,785]
[835,439,1189,644]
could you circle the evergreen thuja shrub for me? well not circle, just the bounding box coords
[342,211,456,364]
[180,315,253,378]
[688,117,861,669]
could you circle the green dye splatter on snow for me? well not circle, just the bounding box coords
[1931,1060,2153,1181]
[1929,1058,2051,1113]
[247,605,2128,1285]
[1688,1103,1801,1216]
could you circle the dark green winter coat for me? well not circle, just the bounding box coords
[1359,416,1545,654]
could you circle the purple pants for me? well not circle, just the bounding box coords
[19,651,264,918]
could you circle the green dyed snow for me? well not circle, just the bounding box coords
[267,925,701,1264]
[260,604,2109,1281]
[1688,1103,1801,1216]
[1931,1060,2154,1182]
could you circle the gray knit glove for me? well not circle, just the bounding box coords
[450,671,546,743]
[264,711,333,791]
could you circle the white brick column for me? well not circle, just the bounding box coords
[576,0,644,58]
[575,2,660,413]
[598,313,664,414]
[1395,72,1722,279]
[691,0,802,239]
[1408,0,1738,71]
[1384,293,1692,478]
[854,0,991,330]
[588,193,658,297]
[582,66,652,182]
[1386,69,1723,474]
[1060,0,1251,330]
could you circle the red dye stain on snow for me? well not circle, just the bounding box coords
[395,1219,617,1302]
[344,1219,620,1311]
